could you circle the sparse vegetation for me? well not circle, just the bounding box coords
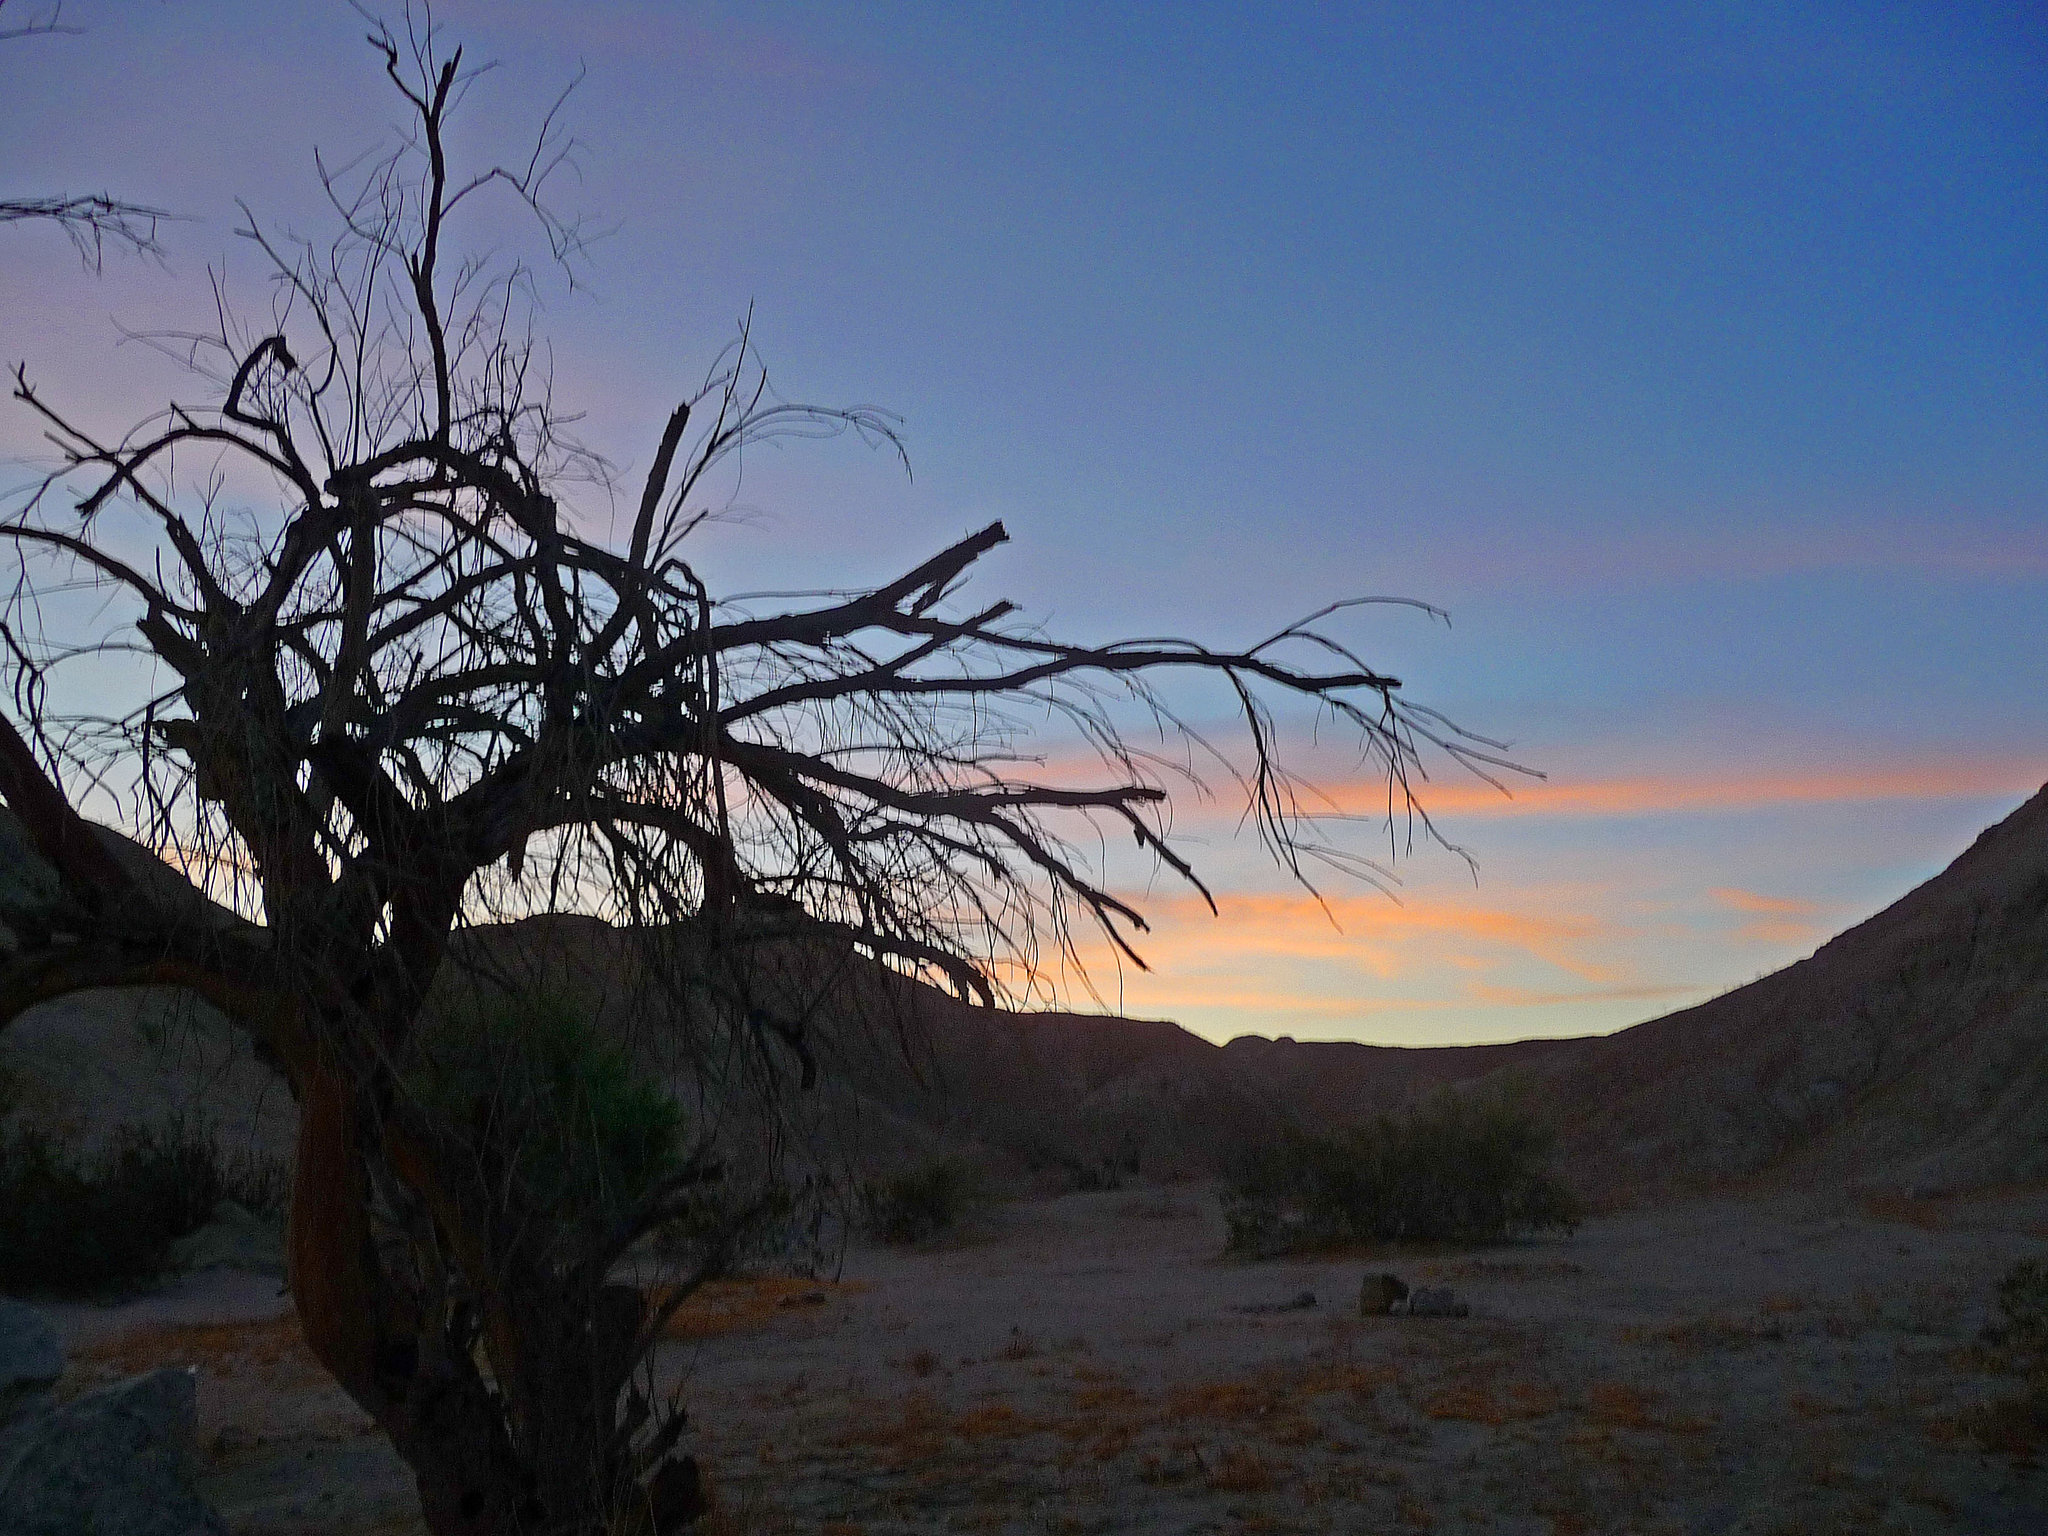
[861,1157,978,1245]
[1954,1256,2048,1457]
[1221,1085,1580,1255]
[0,1109,236,1294]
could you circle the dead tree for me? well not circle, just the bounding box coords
[0,15,1518,1535]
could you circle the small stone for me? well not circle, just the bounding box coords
[1359,1273,1409,1317]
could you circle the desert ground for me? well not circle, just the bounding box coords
[37,1179,2048,1536]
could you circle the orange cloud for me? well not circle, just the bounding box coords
[1706,887,1830,946]
[1708,887,1820,916]
[1126,888,1624,980]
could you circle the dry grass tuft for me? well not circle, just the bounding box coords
[1204,1443,1279,1493]
[656,1276,863,1341]
[1071,1381,1140,1416]
[1622,1314,1776,1353]
[1397,1491,1437,1527]
[1583,1379,1660,1429]
[1788,1391,1843,1420]
[1422,1377,1562,1424]
[952,1399,1030,1440]
[77,1315,315,1381]
[1167,1378,1285,1420]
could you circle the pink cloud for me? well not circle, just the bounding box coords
[1351,757,2044,822]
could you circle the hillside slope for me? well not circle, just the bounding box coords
[1525,782,2048,1199]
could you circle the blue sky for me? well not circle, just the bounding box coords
[3,1,2043,1044]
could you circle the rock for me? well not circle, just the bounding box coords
[167,1199,286,1277]
[1406,1285,1470,1318]
[0,1300,64,1428]
[1359,1273,1409,1316]
[0,1366,228,1535]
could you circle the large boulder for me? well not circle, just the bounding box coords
[168,1199,287,1277]
[0,1366,228,1535]
[0,1300,62,1427]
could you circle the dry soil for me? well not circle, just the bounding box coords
[32,1180,2048,1535]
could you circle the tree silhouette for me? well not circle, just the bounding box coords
[0,14,1517,1534]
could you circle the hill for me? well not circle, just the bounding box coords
[804,780,2048,1199]
[4,784,2046,1201]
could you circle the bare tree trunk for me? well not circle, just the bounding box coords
[289,1066,535,1534]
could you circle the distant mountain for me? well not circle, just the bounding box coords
[5,783,2045,1202]
[825,780,2048,1200]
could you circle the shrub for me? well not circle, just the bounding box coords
[1222,1084,1579,1255]
[861,1158,975,1244]
[405,992,684,1235]
[0,1113,226,1294]
[1997,1257,2048,1353]
[1957,1257,2048,1456]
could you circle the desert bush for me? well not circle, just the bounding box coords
[861,1157,976,1244]
[0,1111,226,1293]
[1997,1257,2048,1352]
[1221,1084,1580,1255]
[1955,1256,2048,1456]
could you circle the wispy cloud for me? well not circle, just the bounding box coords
[1359,757,2044,822]
[1708,887,1819,916]
[1116,887,1629,983]
[1706,886,1829,946]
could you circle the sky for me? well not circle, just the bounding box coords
[2,1,2044,1047]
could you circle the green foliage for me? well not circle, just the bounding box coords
[1222,1084,1581,1255]
[407,992,683,1231]
[0,1113,224,1294]
[861,1158,976,1245]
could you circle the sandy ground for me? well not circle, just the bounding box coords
[35,1183,2048,1535]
